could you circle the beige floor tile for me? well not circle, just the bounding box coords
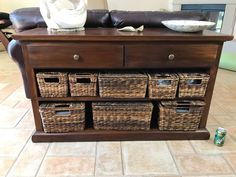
[208,175,236,177]
[37,156,95,176]
[0,105,28,128]
[7,141,49,177]
[16,110,35,130]
[224,154,236,172]
[0,83,8,90]
[0,157,15,176]
[209,103,226,115]
[122,141,178,175]
[206,114,221,126]
[0,129,32,156]
[47,142,96,156]
[191,127,236,154]
[219,101,236,113]
[175,154,233,176]
[96,142,123,176]
[214,115,236,126]
[224,126,236,141]
[167,141,195,155]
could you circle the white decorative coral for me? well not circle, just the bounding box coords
[40,0,87,31]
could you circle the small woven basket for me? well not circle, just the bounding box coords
[36,72,68,98]
[69,73,97,96]
[148,73,179,99]
[39,102,85,133]
[178,73,210,98]
[98,73,148,98]
[92,102,153,130]
[158,100,205,131]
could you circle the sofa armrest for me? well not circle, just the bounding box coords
[8,39,30,98]
[110,10,209,28]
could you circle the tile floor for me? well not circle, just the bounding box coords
[0,50,236,177]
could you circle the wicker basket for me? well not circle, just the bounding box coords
[92,102,153,130]
[158,100,205,131]
[178,73,210,98]
[69,73,97,96]
[36,72,68,98]
[98,73,148,98]
[148,73,179,99]
[39,102,85,133]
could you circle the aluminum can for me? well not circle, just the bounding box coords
[214,127,227,147]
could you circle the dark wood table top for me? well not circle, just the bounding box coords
[13,27,233,42]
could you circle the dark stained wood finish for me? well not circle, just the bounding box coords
[13,28,233,42]
[13,28,233,142]
[32,129,210,142]
[125,44,219,68]
[27,43,123,68]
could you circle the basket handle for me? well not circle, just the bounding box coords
[44,77,60,83]
[76,78,91,83]
[176,106,190,113]
[176,101,191,105]
[55,110,71,116]
[157,79,171,86]
[187,79,202,85]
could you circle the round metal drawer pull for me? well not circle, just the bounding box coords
[73,54,80,61]
[168,54,175,60]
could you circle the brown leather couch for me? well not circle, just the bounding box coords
[7,7,209,98]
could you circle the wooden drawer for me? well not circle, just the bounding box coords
[125,44,219,68]
[27,43,123,68]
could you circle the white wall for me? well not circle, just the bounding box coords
[0,0,108,12]
[107,0,173,11]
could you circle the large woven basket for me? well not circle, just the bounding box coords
[98,73,148,98]
[148,73,179,99]
[69,73,97,96]
[39,102,85,133]
[178,73,210,98]
[158,100,205,131]
[36,72,68,98]
[92,102,153,130]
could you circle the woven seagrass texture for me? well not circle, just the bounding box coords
[178,73,210,98]
[98,73,148,98]
[158,100,205,131]
[148,73,179,99]
[69,73,97,96]
[36,72,68,97]
[92,102,153,130]
[39,102,85,133]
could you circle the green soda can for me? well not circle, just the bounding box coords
[214,127,227,147]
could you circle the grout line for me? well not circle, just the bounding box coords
[34,143,51,177]
[222,154,236,174]
[120,141,124,176]
[94,141,98,176]
[166,141,181,176]
[5,130,33,177]
[14,108,31,128]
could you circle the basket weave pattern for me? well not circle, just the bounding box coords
[148,73,179,99]
[92,102,153,130]
[39,103,85,133]
[36,72,68,97]
[98,73,148,98]
[158,100,205,131]
[178,73,210,97]
[69,73,97,96]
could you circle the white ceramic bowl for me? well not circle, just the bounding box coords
[161,20,216,32]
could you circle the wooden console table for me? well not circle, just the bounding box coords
[13,28,233,142]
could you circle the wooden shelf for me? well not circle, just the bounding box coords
[37,96,205,102]
[32,128,210,142]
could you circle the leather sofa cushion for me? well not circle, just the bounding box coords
[10,8,111,32]
[110,10,209,28]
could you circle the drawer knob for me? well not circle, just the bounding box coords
[168,54,175,60]
[73,54,80,61]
